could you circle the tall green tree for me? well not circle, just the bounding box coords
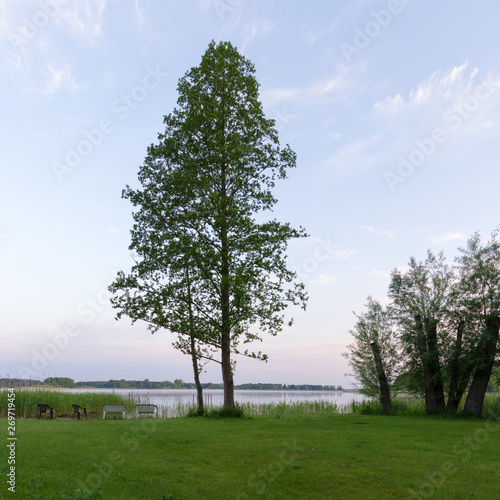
[109,41,307,408]
[456,230,500,417]
[343,297,399,411]
[388,251,454,413]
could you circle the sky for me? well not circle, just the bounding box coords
[1,0,500,388]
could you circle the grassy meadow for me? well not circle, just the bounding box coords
[2,390,500,498]
[2,409,500,499]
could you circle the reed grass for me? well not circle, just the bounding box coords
[3,388,498,420]
[347,393,500,418]
[0,389,135,418]
[175,399,351,418]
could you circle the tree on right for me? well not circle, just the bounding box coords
[345,228,500,417]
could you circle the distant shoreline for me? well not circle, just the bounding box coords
[1,379,352,392]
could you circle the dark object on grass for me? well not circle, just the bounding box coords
[37,403,54,419]
[72,404,87,420]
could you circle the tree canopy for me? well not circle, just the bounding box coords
[345,228,500,417]
[109,41,307,408]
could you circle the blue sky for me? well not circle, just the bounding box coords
[2,0,500,387]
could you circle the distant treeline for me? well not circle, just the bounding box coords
[237,383,344,391]
[0,378,343,391]
[75,380,344,391]
[0,378,42,388]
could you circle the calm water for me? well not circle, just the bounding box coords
[69,388,366,410]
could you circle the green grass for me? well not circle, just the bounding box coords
[2,413,500,499]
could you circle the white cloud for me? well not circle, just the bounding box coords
[430,232,467,243]
[261,65,354,108]
[44,63,80,93]
[330,248,355,260]
[373,62,493,113]
[370,63,500,173]
[360,225,395,238]
[240,19,275,53]
[58,0,107,41]
[309,274,338,286]
[0,1,105,92]
[320,134,382,175]
[134,0,146,28]
[299,24,326,46]
[374,93,405,111]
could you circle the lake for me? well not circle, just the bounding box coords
[69,388,367,412]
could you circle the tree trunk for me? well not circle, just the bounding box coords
[221,332,235,408]
[190,335,204,414]
[454,367,474,410]
[220,157,235,409]
[221,270,234,408]
[447,320,464,410]
[370,341,392,413]
[425,317,446,410]
[220,269,235,408]
[414,315,438,412]
[187,267,204,414]
[463,316,500,417]
[447,320,475,412]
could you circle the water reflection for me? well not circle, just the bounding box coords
[69,388,366,410]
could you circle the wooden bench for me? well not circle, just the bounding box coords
[135,404,158,418]
[102,404,126,419]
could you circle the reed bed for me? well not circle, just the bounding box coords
[0,389,136,418]
[3,389,498,419]
[346,393,500,417]
[167,395,500,419]
[160,399,352,418]
[236,399,349,417]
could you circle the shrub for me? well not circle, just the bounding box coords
[202,404,245,419]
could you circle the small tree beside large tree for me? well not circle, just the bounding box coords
[343,297,400,412]
[109,41,308,409]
